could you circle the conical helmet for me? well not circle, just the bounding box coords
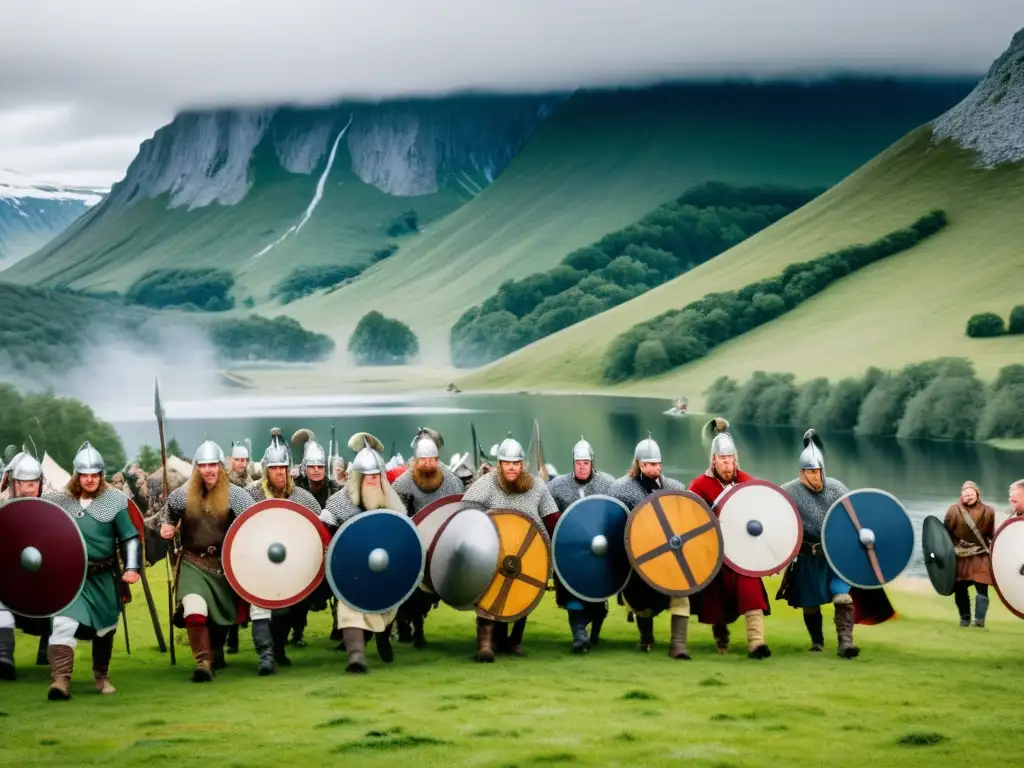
[572,436,594,462]
[9,451,43,482]
[302,440,327,468]
[634,433,661,463]
[494,434,525,462]
[799,429,825,478]
[702,418,737,458]
[411,427,442,459]
[351,446,385,475]
[230,440,250,460]
[73,441,104,475]
[193,440,225,466]
[261,432,291,468]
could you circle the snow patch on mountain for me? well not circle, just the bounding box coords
[0,168,106,205]
[933,28,1024,167]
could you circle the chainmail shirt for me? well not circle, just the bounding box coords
[46,487,130,524]
[781,476,850,540]
[547,470,616,512]
[392,464,465,515]
[246,482,323,516]
[608,474,686,511]
[164,482,256,526]
[458,471,558,537]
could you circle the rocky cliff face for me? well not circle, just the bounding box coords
[0,169,103,267]
[933,28,1024,167]
[98,95,556,216]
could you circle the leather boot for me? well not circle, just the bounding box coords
[376,623,394,663]
[290,603,308,647]
[635,616,654,652]
[568,611,590,655]
[589,611,605,646]
[187,624,214,682]
[92,633,116,693]
[669,615,691,660]
[744,610,771,659]
[507,617,527,656]
[954,583,971,626]
[396,618,413,643]
[834,603,860,659]
[973,593,989,628]
[412,616,427,649]
[343,628,367,673]
[804,609,824,652]
[47,644,75,701]
[251,619,276,676]
[0,627,15,680]
[712,623,730,654]
[269,614,292,667]
[36,634,49,666]
[475,618,495,663]
[209,624,228,670]
[226,623,240,654]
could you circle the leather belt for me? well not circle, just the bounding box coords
[87,557,116,577]
[182,548,225,576]
[800,541,824,557]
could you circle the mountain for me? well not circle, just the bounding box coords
[460,34,1024,403]
[0,169,105,268]
[2,96,556,294]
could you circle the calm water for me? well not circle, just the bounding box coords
[109,392,1022,580]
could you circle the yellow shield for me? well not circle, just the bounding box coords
[476,509,552,621]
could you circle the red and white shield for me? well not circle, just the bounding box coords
[223,499,330,610]
[714,480,803,577]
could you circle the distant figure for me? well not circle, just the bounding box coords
[1010,480,1024,518]
[943,481,996,628]
[332,457,347,487]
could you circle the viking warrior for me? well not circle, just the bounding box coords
[245,433,322,667]
[943,480,996,628]
[391,428,463,647]
[320,433,406,673]
[609,435,691,658]
[332,457,347,487]
[546,437,615,654]
[777,430,860,657]
[1009,480,1024,518]
[160,441,256,681]
[42,442,141,700]
[459,434,559,662]
[0,452,50,680]
[228,440,259,487]
[688,419,771,659]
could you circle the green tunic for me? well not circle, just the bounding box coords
[61,497,137,630]
[176,560,240,627]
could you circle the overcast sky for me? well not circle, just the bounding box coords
[0,1,1020,188]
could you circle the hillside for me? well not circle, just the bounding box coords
[0,169,104,268]
[458,127,1024,405]
[3,96,554,296]
[280,79,975,356]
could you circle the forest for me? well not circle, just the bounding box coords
[704,359,1024,443]
[449,182,821,367]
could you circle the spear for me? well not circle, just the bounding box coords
[154,378,177,666]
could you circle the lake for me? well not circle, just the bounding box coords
[108,391,1022,580]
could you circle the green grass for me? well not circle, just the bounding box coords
[461,128,1024,406]
[278,81,972,353]
[2,566,1022,765]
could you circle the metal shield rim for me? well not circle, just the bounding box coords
[411,493,467,526]
[624,489,724,598]
[921,514,957,597]
[821,487,913,590]
[326,508,426,614]
[991,516,1024,620]
[426,506,501,607]
[223,498,330,610]
[423,501,490,593]
[714,479,804,577]
[0,497,89,618]
[477,507,552,622]
[552,493,631,602]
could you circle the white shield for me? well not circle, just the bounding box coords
[992,517,1024,620]
[715,480,803,577]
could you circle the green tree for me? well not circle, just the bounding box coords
[704,376,738,415]
[897,371,986,441]
[966,312,1006,338]
[793,378,831,428]
[633,339,671,377]
[348,311,419,365]
[167,437,183,458]
[1008,305,1024,335]
[136,445,161,472]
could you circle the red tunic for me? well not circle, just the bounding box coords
[688,470,770,624]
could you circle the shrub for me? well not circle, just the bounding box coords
[1008,305,1024,335]
[270,265,362,304]
[348,311,419,365]
[208,315,334,362]
[966,312,1006,338]
[125,268,235,311]
[385,210,419,237]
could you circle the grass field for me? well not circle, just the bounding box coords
[2,565,1022,766]
[460,128,1024,407]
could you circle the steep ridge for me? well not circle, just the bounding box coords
[0,169,104,268]
[5,96,554,294]
[282,78,975,356]
[460,119,1024,403]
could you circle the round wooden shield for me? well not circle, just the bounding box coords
[127,498,146,539]
[412,494,471,591]
[223,498,331,610]
[715,480,803,577]
[475,508,552,622]
[0,497,88,618]
[552,494,632,601]
[991,516,1024,620]
[625,490,723,597]
[822,488,914,589]
[427,507,501,609]
[922,514,956,597]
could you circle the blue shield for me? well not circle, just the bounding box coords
[326,509,425,613]
[552,494,631,602]
[822,489,914,589]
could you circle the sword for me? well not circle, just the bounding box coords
[154,378,177,666]
[120,602,131,655]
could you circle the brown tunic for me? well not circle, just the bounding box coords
[943,501,995,585]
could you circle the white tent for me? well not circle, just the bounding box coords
[41,452,71,493]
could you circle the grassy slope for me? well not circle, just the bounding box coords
[3,142,466,300]
[281,83,968,355]
[2,566,1022,766]
[461,129,1024,405]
